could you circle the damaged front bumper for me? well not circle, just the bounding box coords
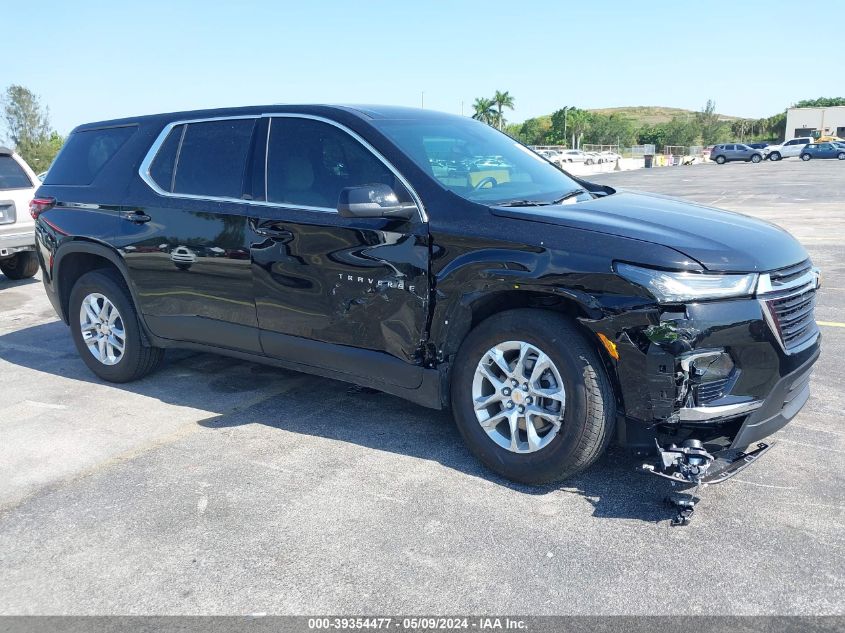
[582,284,821,459]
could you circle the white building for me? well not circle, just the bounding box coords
[785,106,845,140]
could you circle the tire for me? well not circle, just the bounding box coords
[450,309,615,484]
[801,153,811,161]
[68,269,164,383]
[838,153,845,160]
[715,155,726,164]
[751,154,762,163]
[769,151,781,161]
[0,251,39,279]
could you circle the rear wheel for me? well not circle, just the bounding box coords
[450,309,615,484]
[715,155,726,164]
[838,152,845,160]
[801,153,812,161]
[69,269,164,382]
[0,251,39,279]
[769,151,781,161]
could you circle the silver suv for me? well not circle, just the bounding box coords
[0,147,39,279]
[710,144,764,164]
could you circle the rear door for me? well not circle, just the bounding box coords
[248,114,430,376]
[120,116,263,352]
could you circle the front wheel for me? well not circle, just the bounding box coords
[751,154,762,163]
[0,251,39,279]
[801,153,812,161]
[450,310,615,484]
[69,269,164,382]
[769,151,781,161]
[838,152,845,160]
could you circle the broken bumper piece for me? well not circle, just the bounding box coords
[641,439,772,487]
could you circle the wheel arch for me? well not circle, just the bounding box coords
[433,285,604,361]
[431,286,623,414]
[53,241,150,341]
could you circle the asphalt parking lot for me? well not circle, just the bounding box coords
[1,158,843,615]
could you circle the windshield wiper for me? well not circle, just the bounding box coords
[549,188,589,205]
[496,188,591,208]
[496,199,549,207]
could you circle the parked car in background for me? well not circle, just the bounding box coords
[559,149,588,163]
[766,137,814,161]
[710,144,765,164]
[533,149,566,168]
[0,147,40,279]
[745,142,769,150]
[799,143,845,160]
[600,150,621,162]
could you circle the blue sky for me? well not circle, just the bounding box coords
[3,0,843,135]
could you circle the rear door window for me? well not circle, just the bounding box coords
[0,155,32,189]
[45,125,136,185]
[171,119,256,199]
[148,124,184,193]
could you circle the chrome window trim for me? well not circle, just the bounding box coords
[137,112,428,222]
[261,113,428,222]
[138,115,260,204]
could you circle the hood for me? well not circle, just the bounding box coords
[491,190,808,272]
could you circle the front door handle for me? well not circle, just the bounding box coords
[250,218,293,241]
[121,210,152,223]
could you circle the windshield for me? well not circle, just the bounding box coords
[373,116,584,205]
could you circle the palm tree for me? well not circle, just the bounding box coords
[471,97,496,125]
[492,90,515,130]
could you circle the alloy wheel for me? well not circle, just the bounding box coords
[79,293,126,366]
[472,341,566,454]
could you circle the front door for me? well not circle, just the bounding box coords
[249,115,430,381]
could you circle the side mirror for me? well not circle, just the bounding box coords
[337,184,417,220]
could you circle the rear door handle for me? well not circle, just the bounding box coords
[121,210,152,223]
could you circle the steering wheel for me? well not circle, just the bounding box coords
[473,176,498,190]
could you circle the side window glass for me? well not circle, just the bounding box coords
[44,126,135,185]
[0,155,32,189]
[149,124,183,192]
[265,117,410,209]
[172,119,256,198]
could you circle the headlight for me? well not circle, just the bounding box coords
[616,263,758,302]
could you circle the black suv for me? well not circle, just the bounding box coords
[32,105,821,485]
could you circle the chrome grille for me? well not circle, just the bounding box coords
[758,261,819,354]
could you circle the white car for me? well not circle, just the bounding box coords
[531,149,565,168]
[765,137,814,161]
[559,149,588,164]
[170,245,197,270]
[600,151,621,162]
[0,147,40,280]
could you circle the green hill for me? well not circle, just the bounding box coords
[587,106,743,125]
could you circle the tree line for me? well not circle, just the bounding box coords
[477,93,845,150]
[1,85,64,172]
[504,100,788,150]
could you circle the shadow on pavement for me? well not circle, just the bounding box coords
[1,319,679,524]
[0,276,40,289]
